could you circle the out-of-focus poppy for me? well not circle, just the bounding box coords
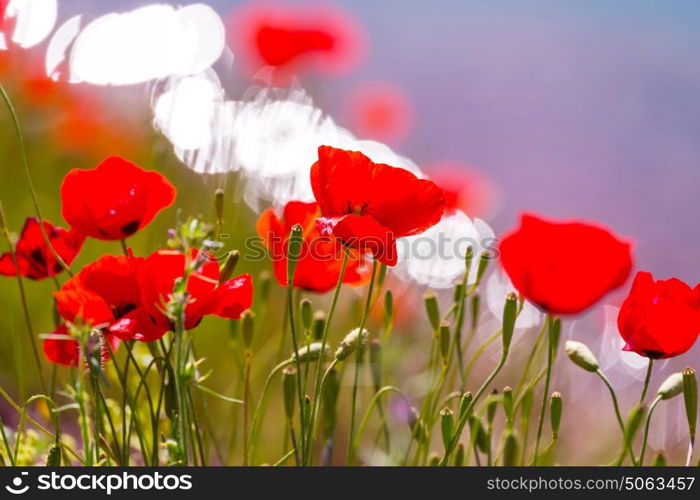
[426,161,502,220]
[618,271,700,359]
[499,213,633,315]
[256,200,369,293]
[138,249,253,331]
[311,146,445,266]
[54,254,165,342]
[345,82,413,144]
[0,217,84,280]
[228,2,365,77]
[61,157,176,241]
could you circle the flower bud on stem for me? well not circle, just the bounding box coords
[683,367,697,466]
[423,290,441,332]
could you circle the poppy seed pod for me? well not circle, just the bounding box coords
[470,294,480,329]
[369,339,382,391]
[475,250,491,286]
[440,408,454,450]
[658,372,684,400]
[439,321,451,360]
[218,250,240,285]
[565,340,600,372]
[464,245,474,275]
[282,366,297,421]
[453,280,464,304]
[286,223,304,285]
[300,298,313,331]
[454,443,465,466]
[503,387,514,427]
[312,311,326,341]
[335,328,369,361]
[423,290,440,331]
[486,391,499,426]
[459,392,473,419]
[653,453,667,466]
[241,309,255,349]
[214,188,224,222]
[259,271,272,302]
[550,392,563,439]
[502,430,520,466]
[502,293,518,354]
[683,368,697,439]
[383,290,394,331]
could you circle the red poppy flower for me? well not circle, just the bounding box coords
[426,162,502,220]
[256,200,369,293]
[499,213,633,315]
[310,146,446,266]
[617,271,700,359]
[345,82,413,144]
[0,217,84,280]
[54,254,166,342]
[228,2,365,77]
[61,157,176,240]
[42,323,120,367]
[138,249,253,331]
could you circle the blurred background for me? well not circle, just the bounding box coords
[0,0,698,465]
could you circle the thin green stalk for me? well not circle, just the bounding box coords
[350,386,410,460]
[533,316,555,465]
[638,395,662,466]
[639,359,654,405]
[0,201,47,394]
[0,84,72,276]
[286,284,306,462]
[306,251,350,463]
[596,369,637,465]
[347,259,379,464]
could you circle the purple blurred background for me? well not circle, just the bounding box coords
[60,0,700,284]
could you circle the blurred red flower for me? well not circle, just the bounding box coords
[138,249,253,331]
[426,162,502,220]
[256,200,369,293]
[618,271,700,359]
[346,82,413,143]
[311,146,446,266]
[61,157,176,241]
[228,2,365,77]
[499,213,633,315]
[42,323,120,367]
[0,217,84,280]
[54,254,165,342]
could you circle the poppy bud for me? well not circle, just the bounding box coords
[475,251,491,285]
[470,294,480,330]
[286,224,304,285]
[291,342,330,364]
[653,453,667,466]
[550,392,563,439]
[486,391,499,426]
[383,290,394,332]
[304,395,312,425]
[282,366,297,422]
[423,290,440,331]
[454,443,466,466]
[428,452,440,466]
[565,340,599,372]
[503,386,514,427]
[312,311,326,341]
[335,328,369,361]
[502,430,520,466]
[259,270,272,303]
[300,298,313,331]
[218,250,240,285]
[438,321,451,360]
[682,367,697,440]
[658,372,683,400]
[625,404,645,449]
[377,261,388,291]
[241,309,254,350]
[502,293,518,354]
[214,186,224,216]
[440,407,454,450]
[458,392,473,419]
[369,339,382,392]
